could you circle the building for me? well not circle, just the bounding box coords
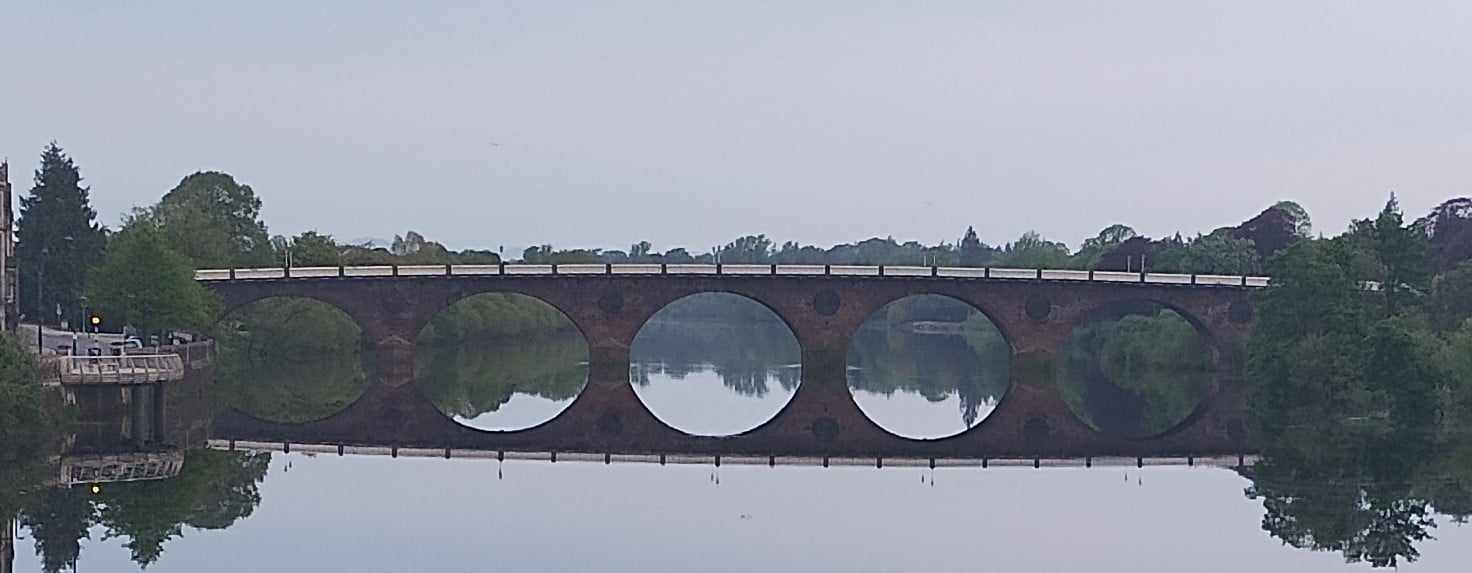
[0,161,12,331]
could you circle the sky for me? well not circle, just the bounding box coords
[3,1,1471,253]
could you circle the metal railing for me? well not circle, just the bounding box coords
[196,264,1272,287]
[40,354,187,386]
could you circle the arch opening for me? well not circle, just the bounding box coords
[214,296,370,424]
[846,294,1011,440]
[629,292,801,437]
[1057,301,1217,437]
[413,292,589,432]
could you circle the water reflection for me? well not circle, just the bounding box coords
[630,293,801,436]
[1057,303,1214,436]
[10,450,269,572]
[215,297,370,423]
[216,351,371,424]
[415,331,589,431]
[846,295,1010,439]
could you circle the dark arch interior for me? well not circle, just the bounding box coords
[413,292,589,432]
[846,294,1011,440]
[214,296,370,424]
[629,291,801,437]
[1057,301,1217,437]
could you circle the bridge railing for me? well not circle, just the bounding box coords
[40,354,187,386]
[195,264,1273,287]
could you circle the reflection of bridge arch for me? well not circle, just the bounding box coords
[412,291,590,434]
[844,293,1014,441]
[628,291,803,438]
[1055,297,1237,443]
[203,271,1259,458]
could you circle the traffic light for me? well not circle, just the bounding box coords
[90,314,102,328]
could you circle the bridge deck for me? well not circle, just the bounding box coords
[196,264,1271,287]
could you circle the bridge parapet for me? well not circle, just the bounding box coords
[196,264,1272,287]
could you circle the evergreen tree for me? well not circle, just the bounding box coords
[14,143,108,325]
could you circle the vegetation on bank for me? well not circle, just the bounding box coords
[1242,196,1472,568]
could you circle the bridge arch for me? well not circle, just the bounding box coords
[627,291,804,437]
[410,291,593,434]
[844,293,1014,441]
[211,294,374,425]
[1053,296,1227,440]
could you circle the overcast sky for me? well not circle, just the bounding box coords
[3,1,1470,252]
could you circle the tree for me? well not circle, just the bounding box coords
[287,231,342,266]
[1273,201,1314,238]
[21,487,94,573]
[1000,231,1071,268]
[1355,194,1434,314]
[1180,232,1260,274]
[1429,262,1472,333]
[629,241,654,261]
[152,172,274,268]
[87,222,216,336]
[958,226,994,267]
[1076,224,1137,269]
[718,235,773,263]
[14,143,108,324]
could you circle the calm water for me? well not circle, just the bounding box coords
[6,296,1471,571]
[11,455,1472,572]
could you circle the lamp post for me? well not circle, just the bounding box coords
[36,246,46,352]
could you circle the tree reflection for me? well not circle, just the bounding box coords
[216,349,371,424]
[416,331,589,421]
[630,299,801,397]
[846,299,1010,429]
[1058,305,1215,436]
[10,449,270,570]
[1242,423,1470,568]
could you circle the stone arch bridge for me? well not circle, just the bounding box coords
[199,264,1265,460]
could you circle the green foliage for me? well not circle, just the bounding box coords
[1179,232,1260,274]
[215,298,365,422]
[1273,200,1314,238]
[216,298,360,359]
[87,221,217,335]
[150,171,275,268]
[1,332,62,523]
[419,293,578,345]
[416,331,588,420]
[288,231,342,266]
[1429,262,1472,332]
[216,350,370,424]
[1345,194,1435,313]
[1058,308,1213,435]
[1074,224,1137,268]
[90,449,270,567]
[15,142,109,324]
[1000,231,1072,268]
[1244,197,1472,566]
[21,487,94,573]
[1248,240,1376,437]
